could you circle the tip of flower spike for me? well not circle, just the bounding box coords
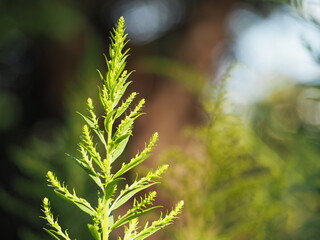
[43,197,49,205]
[117,16,125,29]
[83,124,89,132]
[87,98,94,108]
[177,200,184,208]
[119,16,125,24]
[171,200,184,216]
[151,132,159,144]
[47,171,53,178]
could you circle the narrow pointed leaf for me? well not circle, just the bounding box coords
[114,154,151,179]
[111,136,130,163]
[88,224,100,240]
[78,113,96,129]
[109,213,114,230]
[105,178,124,200]
[53,191,95,216]
[112,206,161,230]
[43,229,61,240]
[66,154,95,176]
[111,183,157,211]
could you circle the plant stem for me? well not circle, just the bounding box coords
[102,199,109,240]
[102,115,113,240]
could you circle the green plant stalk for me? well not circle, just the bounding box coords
[102,202,109,240]
[103,119,112,240]
[41,16,183,240]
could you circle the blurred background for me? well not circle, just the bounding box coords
[1,0,320,239]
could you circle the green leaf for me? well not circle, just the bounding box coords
[73,201,96,217]
[87,224,100,240]
[114,81,132,106]
[98,86,106,109]
[43,229,61,240]
[103,109,117,133]
[67,154,103,190]
[109,213,114,230]
[89,175,104,190]
[114,154,151,179]
[105,178,124,200]
[111,183,157,212]
[97,69,104,81]
[93,128,107,148]
[66,154,95,176]
[53,190,74,202]
[113,133,131,146]
[112,206,161,230]
[53,191,95,216]
[78,112,96,129]
[111,135,130,163]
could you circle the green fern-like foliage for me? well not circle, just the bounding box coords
[41,17,183,240]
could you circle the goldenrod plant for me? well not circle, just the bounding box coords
[41,17,183,240]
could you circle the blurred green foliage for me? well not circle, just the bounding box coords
[251,85,320,239]
[0,48,102,239]
[156,63,320,239]
[0,0,86,45]
[0,5,104,239]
